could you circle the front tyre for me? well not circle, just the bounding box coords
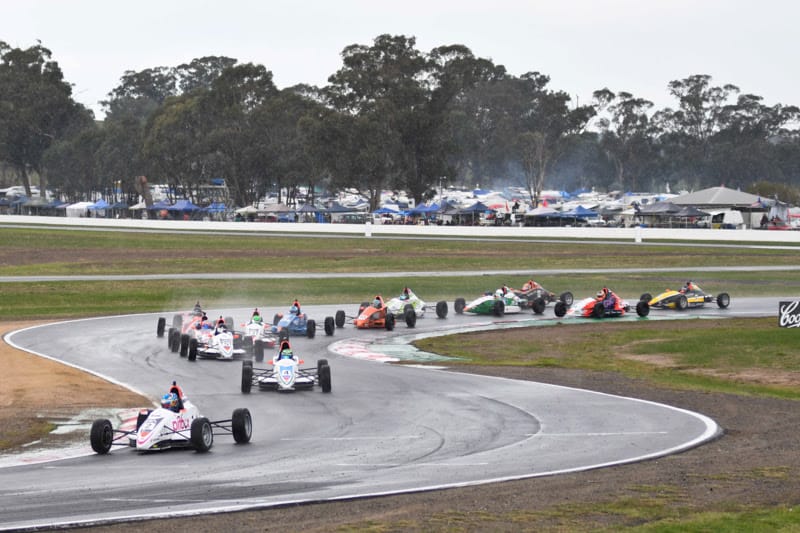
[190,418,213,452]
[188,338,198,361]
[493,300,505,317]
[636,300,650,317]
[385,313,395,331]
[559,292,574,306]
[532,298,546,315]
[454,297,466,314]
[232,408,252,444]
[156,317,166,338]
[319,364,332,393]
[405,309,417,328]
[335,310,346,328]
[554,301,567,317]
[180,334,189,357]
[241,360,253,393]
[717,293,730,309]
[90,419,114,454]
[676,294,689,311]
[253,339,264,363]
[435,300,448,318]
[306,319,316,339]
[324,316,335,336]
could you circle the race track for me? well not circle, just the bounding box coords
[1,297,783,531]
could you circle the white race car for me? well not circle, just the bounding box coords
[385,288,448,327]
[89,383,252,454]
[240,319,278,362]
[187,325,248,361]
[241,341,331,393]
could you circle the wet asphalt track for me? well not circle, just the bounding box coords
[0,296,787,530]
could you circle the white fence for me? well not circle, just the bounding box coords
[2,214,800,244]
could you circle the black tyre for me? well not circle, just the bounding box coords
[232,408,252,444]
[554,301,567,317]
[324,316,335,336]
[636,300,650,317]
[403,303,414,316]
[717,293,730,309]
[319,364,332,393]
[307,319,316,339]
[90,419,113,454]
[156,317,166,338]
[170,330,180,353]
[188,338,198,361]
[385,313,395,331]
[225,316,235,331]
[335,310,346,328]
[278,329,290,342]
[454,297,466,314]
[532,298,546,315]
[190,418,213,452]
[253,340,264,363]
[172,315,182,329]
[435,300,448,318]
[272,313,281,326]
[559,292,574,306]
[167,327,175,348]
[405,309,417,328]
[592,301,606,318]
[241,360,253,393]
[640,293,652,302]
[359,301,370,313]
[179,334,189,357]
[136,410,150,430]
[493,300,505,317]
[676,294,689,311]
[317,358,328,373]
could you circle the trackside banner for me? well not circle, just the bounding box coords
[778,301,800,328]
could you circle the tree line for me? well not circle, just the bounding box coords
[2,35,800,210]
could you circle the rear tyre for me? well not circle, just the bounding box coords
[136,410,150,430]
[559,292,574,306]
[156,317,166,338]
[278,329,290,342]
[554,301,567,317]
[335,310,346,328]
[167,327,176,348]
[636,300,650,317]
[717,293,730,309]
[172,315,182,329]
[319,364,332,393]
[241,360,253,393]
[190,418,213,452]
[454,298,466,314]
[435,300,448,318]
[640,293,652,302]
[493,300,505,317]
[592,301,606,318]
[188,338,198,361]
[324,316,335,336]
[385,313,395,331]
[90,419,113,454]
[253,340,264,363]
[306,319,316,339]
[272,314,281,326]
[532,298,546,315]
[232,408,252,444]
[170,330,180,353]
[225,316,235,331]
[180,334,189,357]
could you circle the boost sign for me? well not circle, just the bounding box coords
[778,301,800,328]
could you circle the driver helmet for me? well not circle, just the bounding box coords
[280,348,293,359]
[252,314,262,323]
[161,392,178,409]
[373,297,381,307]
[494,289,504,299]
[290,305,299,315]
[596,290,604,299]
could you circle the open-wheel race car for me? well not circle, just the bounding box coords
[454,288,523,317]
[510,280,573,314]
[240,312,278,362]
[157,302,209,352]
[271,301,335,341]
[640,282,730,311]
[89,382,252,454]
[554,288,649,318]
[241,340,331,393]
[186,321,248,361]
[334,295,417,330]
[385,287,448,320]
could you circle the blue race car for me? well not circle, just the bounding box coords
[271,303,335,341]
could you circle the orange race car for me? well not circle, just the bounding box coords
[334,295,416,330]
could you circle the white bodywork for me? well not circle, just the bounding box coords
[200,330,246,359]
[258,355,314,391]
[133,401,200,451]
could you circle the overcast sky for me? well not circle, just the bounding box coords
[3,0,798,119]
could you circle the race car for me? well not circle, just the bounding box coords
[510,280,574,314]
[157,302,208,352]
[271,302,335,341]
[241,340,331,393]
[640,282,731,311]
[385,287,448,320]
[334,295,416,330]
[454,289,523,317]
[89,381,252,454]
[240,314,278,362]
[187,322,248,361]
[554,288,650,318]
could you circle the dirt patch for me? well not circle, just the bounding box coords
[4,321,800,531]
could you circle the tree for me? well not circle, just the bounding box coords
[0,41,92,196]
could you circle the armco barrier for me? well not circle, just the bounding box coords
[2,214,799,244]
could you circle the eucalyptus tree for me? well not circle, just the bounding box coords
[592,88,659,191]
[0,40,92,197]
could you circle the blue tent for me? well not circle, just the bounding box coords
[373,206,399,215]
[148,200,171,210]
[88,199,111,210]
[204,202,227,213]
[560,205,599,218]
[168,199,200,211]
